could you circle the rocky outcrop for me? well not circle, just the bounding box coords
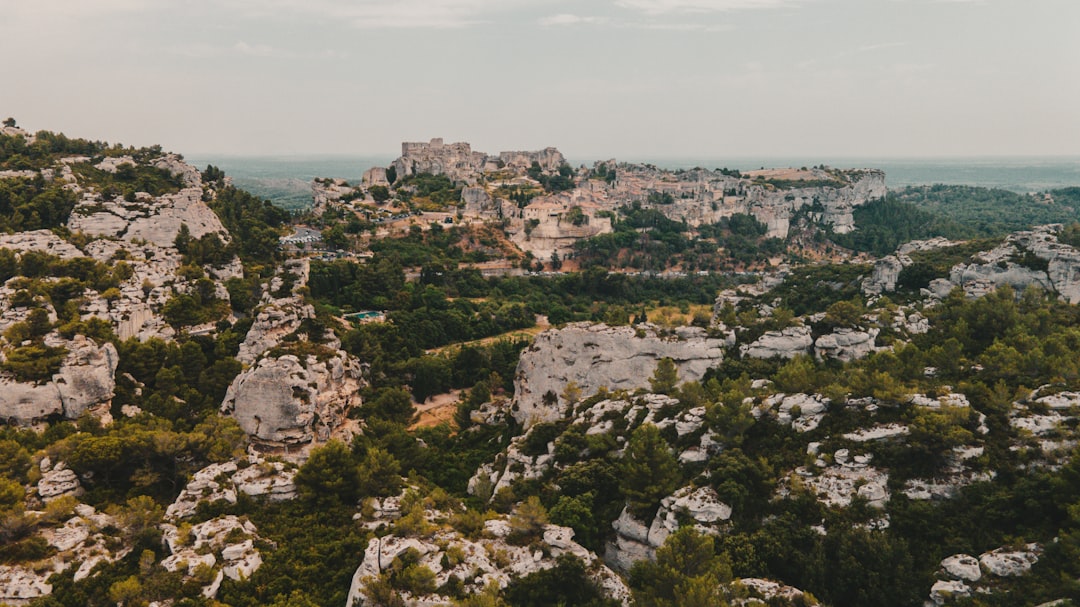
[221,352,362,450]
[739,325,813,360]
[606,486,731,573]
[37,458,83,501]
[947,226,1080,303]
[861,238,960,296]
[345,504,628,607]
[928,544,1041,606]
[0,503,127,605]
[69,186,229,248]
[0,230,84,259]
[512,323,727,428]
[236,258,314,365]
[166,457,297,520]
[161,515,264,597]
[753,392,830,432]
[814,327,880,362]
[0,336,118,426]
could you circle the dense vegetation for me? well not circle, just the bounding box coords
[836,185,1080,256]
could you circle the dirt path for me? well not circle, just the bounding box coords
[409,389,462,430]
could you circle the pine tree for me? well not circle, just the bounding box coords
[620,424,680,519]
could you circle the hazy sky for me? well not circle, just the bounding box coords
[1,0,1077,159]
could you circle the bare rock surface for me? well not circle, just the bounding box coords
[166,457,297,520]
[814,327,880,362]
[161,515,264,597]
[512,323,726,428]
[221,351,362,449]
[345,508,627,607]
[606,486,732,573]
[0,336,117,425]
[740,325,813,360]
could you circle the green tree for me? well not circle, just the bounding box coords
[649,357,679,394]
[295,440,362,508]
[620,424,680,519]
[630,527,732,607]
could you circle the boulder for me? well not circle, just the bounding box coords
[941,554,982,582]
[929,579,971,606]
[862,255,904,295]
[221,351,363,449]
[814,327,879,362]
[979,545,1039,577]
[606,486,732,574]
[37,461,83,501]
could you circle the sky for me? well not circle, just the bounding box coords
[1,0,1078,160]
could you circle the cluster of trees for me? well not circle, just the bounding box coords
[527,162,575,193]
[836,186,1080,258]
[0,175,78,232]
[69,161,184,200]
[208,185,290,263]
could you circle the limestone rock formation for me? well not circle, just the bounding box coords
[753,392,830,432]
[0,230,84,259]
[928,544,1041,606]
[345,502,629,607]
[734,579,822,606]
[221,351,362,450]
[606,486,732,573]
[948,226,1080,303]
[69,186,229,248]
[739,325,813,360]
[161,515,264,598]
[37,459,83,501]
[512,323,727,428]
[166,457,297,520]
[814,327,880,362]
[236,258,318,365]
[0,336,118,426]
[0,503,127,605]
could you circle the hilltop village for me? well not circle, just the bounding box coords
[3,121,1080,607]
[310,137,884,267]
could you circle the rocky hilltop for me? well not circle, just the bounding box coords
[315,138,884,262]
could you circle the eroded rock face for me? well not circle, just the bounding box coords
[0,336,118,426]
[345,511,628,607]
[69,186,228,248]
[166,457,297,520]
[512,323,726,428]
[814,327,880,362]
[161,515,264,598]
[0,230,84,259]
[221,352,362,449]
[236,258,316,365]
[946,226,1080,303]
[0,503,127,605]
[735,578,822,606]
[37,459,83,501]
[740,325,813,360]
[606,486,732,573]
